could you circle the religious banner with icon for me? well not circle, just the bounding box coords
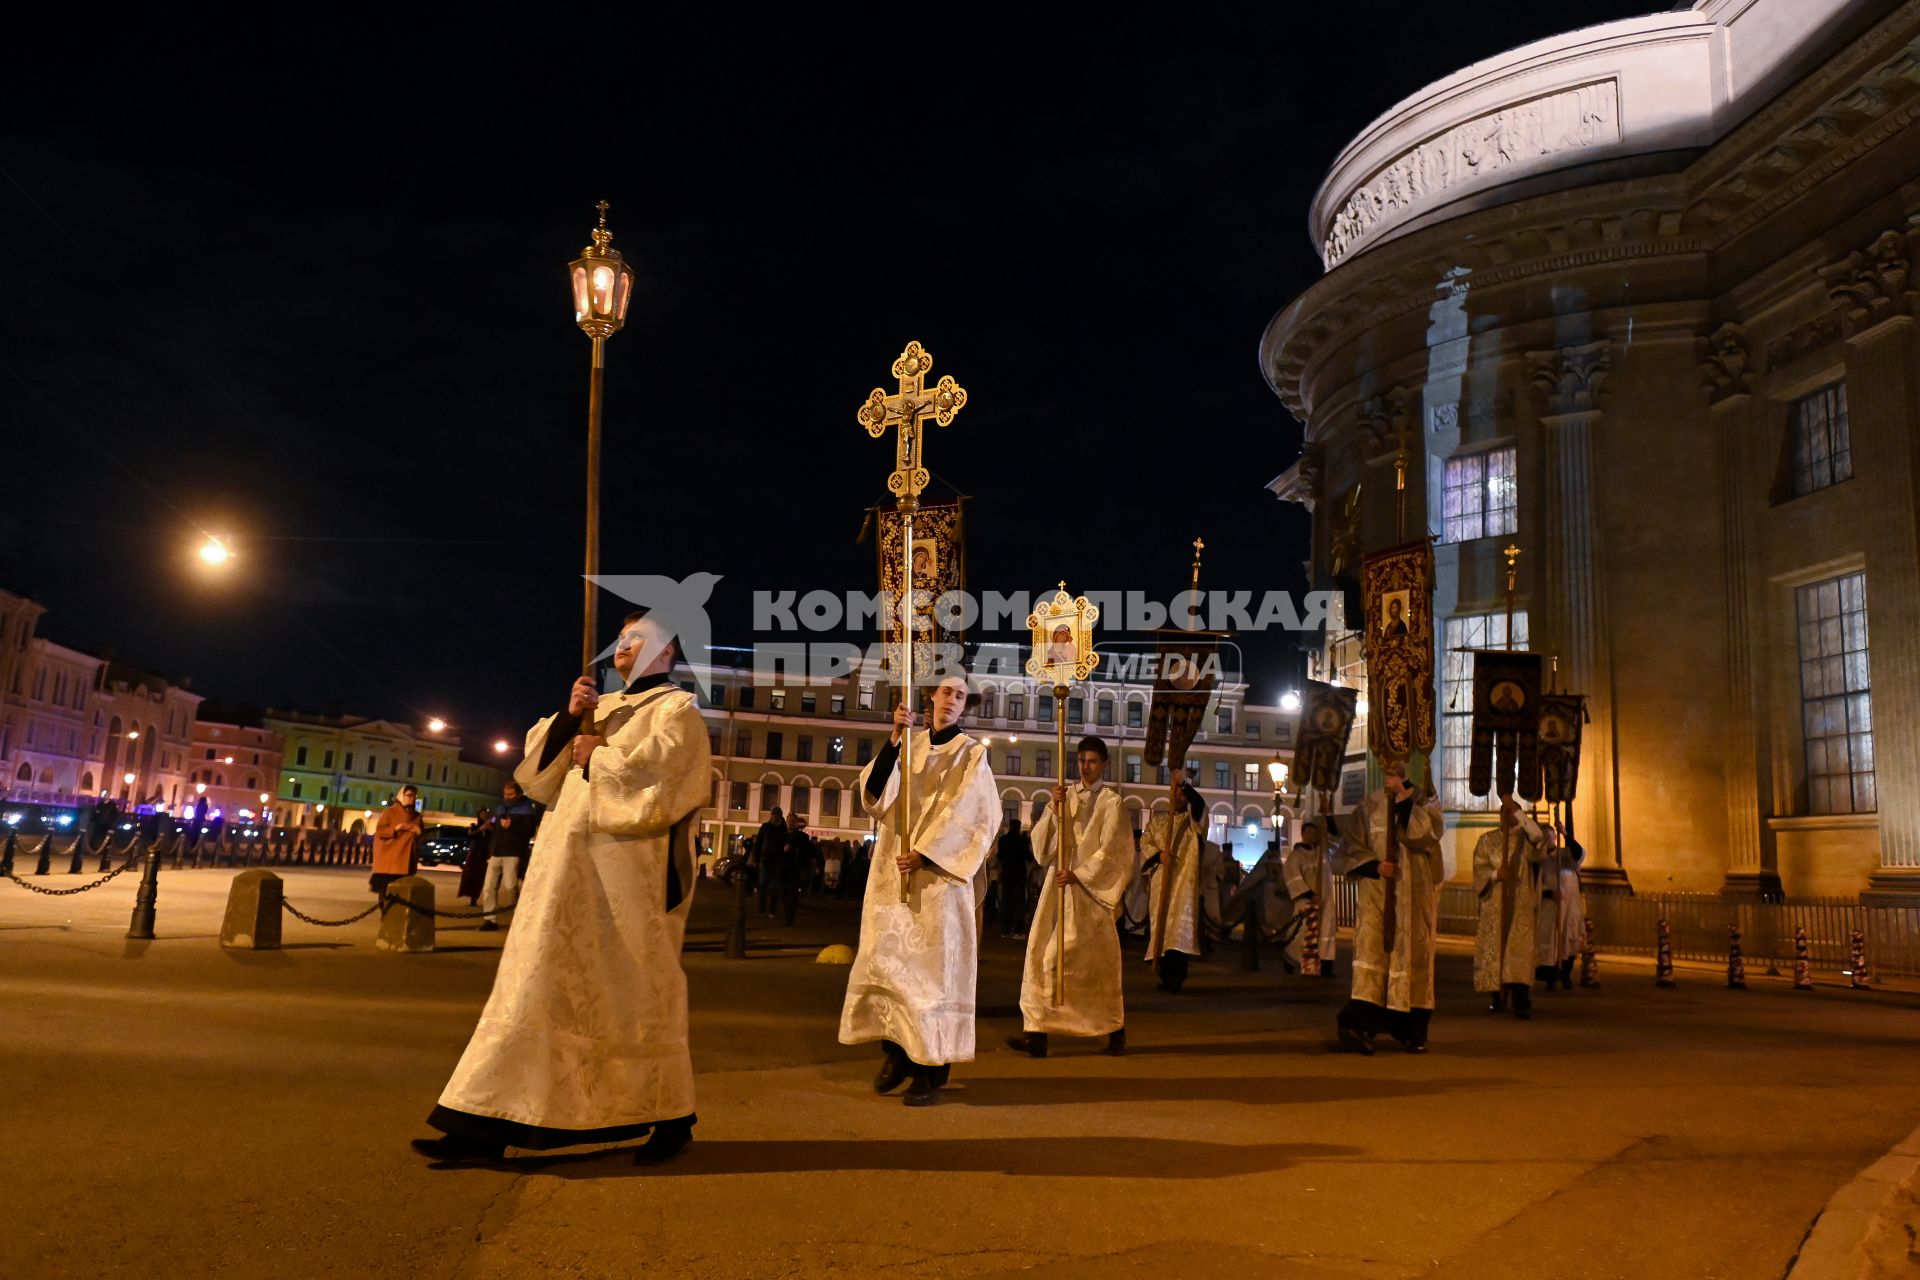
[1469,650,1543,801]
[1536,692,1588,803]
[875,499,965,684]
[1025,585,1100,686]
[1294,680,1360,794]
[1362,540,1436,761]
[1143,637,1217,769]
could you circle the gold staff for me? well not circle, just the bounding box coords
[1027,584,1100,1005]
[857,341,968,904]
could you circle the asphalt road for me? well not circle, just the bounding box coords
[2,864,1917,1279]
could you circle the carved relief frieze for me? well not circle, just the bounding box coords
[1821,227,1915,338]
[1322,80,1621,267]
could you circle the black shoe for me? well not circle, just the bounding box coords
[1336,1025,1375,1056]
[1103,1029,1127,1057]
[1005,1032,1048,1058]
[410,1134,506,1165]
[1400,1040,1429,1054]
[478,921,500,932]
[873,1045,909,1095]
[633,1118,694,1164]
[903,1076,940,1107]
[1488,992,1507,1013]
[1320,963,1338,980]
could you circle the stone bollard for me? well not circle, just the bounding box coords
[375,876,435,953]
[1655,918,1676,988]
[68,836,86,875]
[1726,924,1746,989]
[1849,929,1871,989]
[97,837,113,873]
[1793,926,1814,991]
[1579,919,1600,987]
[34,837,53,876]
[220,870,284,950]
[0,829,14,876]
[1301,899,1322,977]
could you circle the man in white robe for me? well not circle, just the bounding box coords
[413,610,710,1164]
[839,674,999,1107]
[1472,795,1547,1018]
[1008,735,1134,1058]
[1536,824,1585,989]
[1139,773,1219,993]
[1332,759,1447,1054]
[1280,817,1340,977]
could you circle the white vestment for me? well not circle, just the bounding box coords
[1536,839,1585,966]
[1280,838,1340,962]
[838,728,999,1066]
[1336,788,1447,1012]
[1020,781,1133,1036]
[438,682,709,1131]
[1140,807,1221,961]
[1472,815,1546,991]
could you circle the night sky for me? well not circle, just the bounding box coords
[2,3,1658,749]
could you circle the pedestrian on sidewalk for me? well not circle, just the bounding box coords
[413,608,710,1166]
[457,808,493,904]
[839,676,998,1107]
[781,813,813,926]
[997,817,1033,938]
[370,784,423,911]
[754,807,786,916]
[478,781,538,930]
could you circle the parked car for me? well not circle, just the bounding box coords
[419,824,473,868]
[0,802,86,836]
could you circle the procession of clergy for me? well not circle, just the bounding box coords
[408,611,1589,1165]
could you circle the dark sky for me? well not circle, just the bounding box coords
[1,3,1659,748]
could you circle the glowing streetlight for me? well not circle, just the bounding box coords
[223,756,235,765]
[568,200,636,673]
[122,772,136,786]
[492,739,511,755]
[427,718,447,733]
[1356,696,1370,717]
[198,535,232,567]
[1280,690,1302,713]
[195,782,207,795]
[127,730,140,741]
[259,792,270,805]
[1267,755,1288,789]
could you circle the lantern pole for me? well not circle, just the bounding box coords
[584,333,605,675]
[570,200,633,677]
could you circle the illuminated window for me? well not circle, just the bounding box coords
[1790,382,1852,496]
[1440,609,1529,811]
[1441,446,1517,544]
[1797,572,1874,814]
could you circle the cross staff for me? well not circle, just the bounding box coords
[857,340,968,904]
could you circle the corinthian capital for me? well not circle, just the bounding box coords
[1527,340,1612,417]
[1696,323,1753,404]
[1821,228,1915,338]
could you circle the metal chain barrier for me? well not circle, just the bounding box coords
[6,854,148,896]
[279,894,510,927]
[281,898,383,928]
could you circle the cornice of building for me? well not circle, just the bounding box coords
[1262,1,1920,424]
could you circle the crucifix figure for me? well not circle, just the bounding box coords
[858,340,968,504]
[856,340,969,902]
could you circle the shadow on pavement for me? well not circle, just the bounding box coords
[518,1135,1365,1180]
[943,1073,1510,1107]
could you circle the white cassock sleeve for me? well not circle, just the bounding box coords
[1068,791,1134,915]
[1472,830,1499,896]
[857,734,998,884]
[585,696,711,837]
[514,713,574,808]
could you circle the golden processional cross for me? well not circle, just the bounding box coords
[856,340,968,902]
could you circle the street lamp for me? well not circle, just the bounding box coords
[427,718,447,734]
[198,535,232,567]
[195,782,206,795]
[1280,689,1302,713]
[1267,753,1289,849]
[493,739,511,755]
[569,200,636,673]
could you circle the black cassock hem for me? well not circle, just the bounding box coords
[427,1104,694,1151]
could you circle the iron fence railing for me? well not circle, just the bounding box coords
[1325,880,1919,978]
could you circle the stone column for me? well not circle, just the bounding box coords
[1827,229,1920,902]
[1700,324,1778,895]
[1528,340,1625,887]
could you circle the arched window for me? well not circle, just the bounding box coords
[15,763,30,782]
[81,772,94,793]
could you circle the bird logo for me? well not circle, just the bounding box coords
[587,572,723,695]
